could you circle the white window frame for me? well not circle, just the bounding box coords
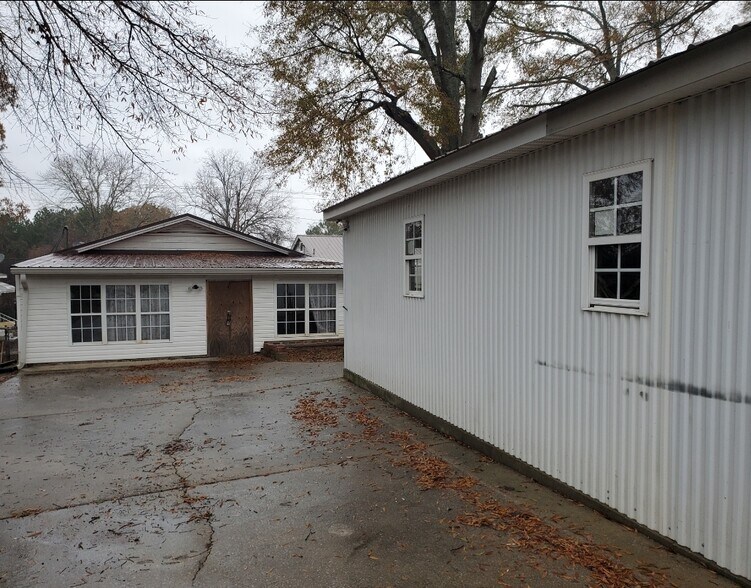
[581,160,652,316]
[404,215,424,298]
[275,282,338,337]
[105,285,138,342]
[68,282,172,345]
[139,285,172,341]
[69,284,103,344]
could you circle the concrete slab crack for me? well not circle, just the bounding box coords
[165,399,216,585]
[190,508,215,584]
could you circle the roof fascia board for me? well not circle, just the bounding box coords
[75,216,291,255]
[324,115,548,219]
[548,29,751,136]
[324,26,751,221]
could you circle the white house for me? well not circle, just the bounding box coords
[11,214,343,367]
[324,25,751,583]
[292,234,344,262]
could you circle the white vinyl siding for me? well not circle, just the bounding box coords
[252,275,344,352]
[99,222,271,252]
[22,276,206,364]
[341,81,751,579]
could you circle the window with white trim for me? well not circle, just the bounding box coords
[70,285,102,343]
[404,216,423,296]
[276,283,337,335]
[105,285,136,341]
[140,285,171,340]
[69,284,170,343]
[584,161,651,313]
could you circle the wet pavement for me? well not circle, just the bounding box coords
[0,358,736,587]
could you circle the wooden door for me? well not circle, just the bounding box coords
[206,281,252,357]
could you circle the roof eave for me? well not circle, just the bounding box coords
[11,266,342,275]
[324,25,751,220]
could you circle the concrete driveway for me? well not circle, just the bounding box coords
[0,358,736,587]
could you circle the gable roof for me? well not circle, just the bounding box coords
[292,235,343,262]
[72,213,291,255]
[11,214,344,274]
[324,22,751,220]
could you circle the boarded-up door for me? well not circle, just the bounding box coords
[206,281,252,357]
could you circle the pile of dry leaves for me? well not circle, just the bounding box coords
[290,392,672,588]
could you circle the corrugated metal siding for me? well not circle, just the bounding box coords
[23,276,207,364]
[294,236,344,262]
[343,81,751,579]
[252,276,344,352]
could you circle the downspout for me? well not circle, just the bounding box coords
[15,274,27,368]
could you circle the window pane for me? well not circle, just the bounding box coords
[71,286,80,299]
[406,240,415,255]
[408,259,423,292]
[71,300,80,314]
[617,205,641,235]
[406,222,414,239]
[413,221,422,238]
[620,272,640,300]
[595,245,618,269]
[589,178,614,209]
[595,272,618,299]
[617,172,643,204]
[590,210,614,237]
[414,238,422,253]
[621,243,641,268]
[310,309,335,334]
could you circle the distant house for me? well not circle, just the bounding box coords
[292,235,343,262]
[0,275,14,296]
[324,25,751,582]
[11,214,343,367]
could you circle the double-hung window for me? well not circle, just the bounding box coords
[70,284,170,343]
[583,161,651,314]
[140,285,171,340]
[404,216,424,297]
[70,285,103,343]
[276,283,337,335]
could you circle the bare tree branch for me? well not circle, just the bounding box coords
[185,150,293,245]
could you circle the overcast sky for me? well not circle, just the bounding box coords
[1,1,349,237]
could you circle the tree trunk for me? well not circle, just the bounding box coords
[461,1,496,146]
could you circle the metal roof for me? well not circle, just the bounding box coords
[292,235,344,262]
[0,282,14,294]
[12,252,342,274]
[324,22,751,220]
